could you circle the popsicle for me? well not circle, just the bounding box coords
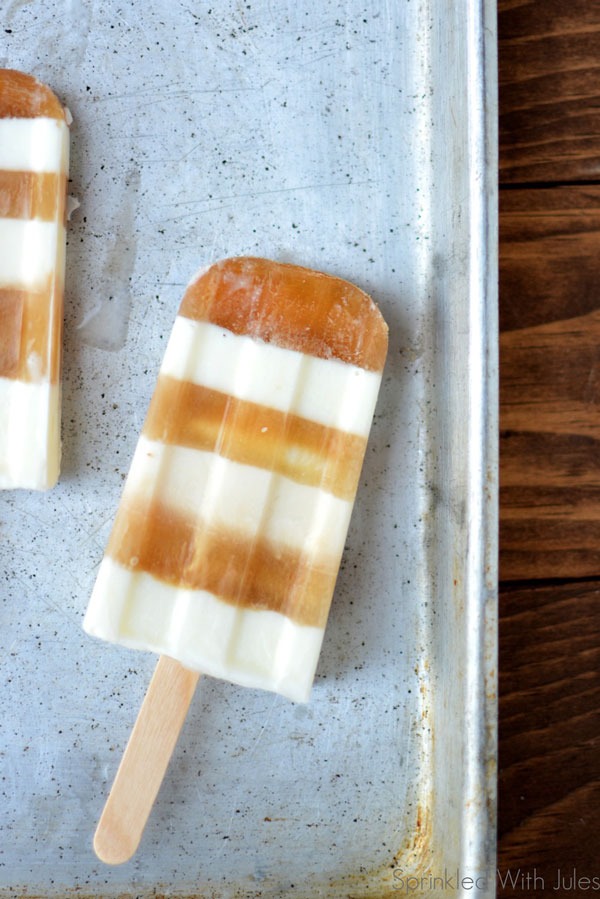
[84,256,388,862]
[0,69,69,490]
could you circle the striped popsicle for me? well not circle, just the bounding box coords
[0,69,69,489]
[87,257,388,863]
[84,257,388,702]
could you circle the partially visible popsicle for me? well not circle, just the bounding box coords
[84,257,388,862]
[0,69,69,489]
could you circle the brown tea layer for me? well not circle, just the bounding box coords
[0,69,66,120]
[180,257,389,373]
[107,498,337,628]
[0,291,23,376]
[144,375,367,501]
[0,281,61,382]
[0,171,65,220]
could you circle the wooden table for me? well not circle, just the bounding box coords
[498,1,600,892]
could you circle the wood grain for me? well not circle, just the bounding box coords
[499,0,600,183]
[500,187,600,580]
[93,656,200,865]
[499,187,600,333]
[498,0,600,887]
[498,581,600,892]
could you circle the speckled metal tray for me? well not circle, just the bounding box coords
[0,1,498,897]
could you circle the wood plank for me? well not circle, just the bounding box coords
[499,0,600,183]
[499,186,600,332]
[498,581,600,893]
[500,187,600,580]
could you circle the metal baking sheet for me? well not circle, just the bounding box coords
[0,1,498,896]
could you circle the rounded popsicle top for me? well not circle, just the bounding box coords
[0,69,67,120]
[179,257,389,373]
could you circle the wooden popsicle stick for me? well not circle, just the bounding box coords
[93,654,200,865]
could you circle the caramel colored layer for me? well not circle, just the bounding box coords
[0,171,65,220]
[144,375,367,501]
[0,280,62,382]
[0,291,23,376]
[0,69,66,120]
[180,257,389,373]
[107,498,338,628]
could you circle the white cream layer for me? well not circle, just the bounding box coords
[0,118,69,173]
[0,219,63,289]
[0,378,60,489]
[124,436,353,559]
[84,558,324,702]
[163,316,382,437]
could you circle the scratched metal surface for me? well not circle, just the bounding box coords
[0,1,497,897]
